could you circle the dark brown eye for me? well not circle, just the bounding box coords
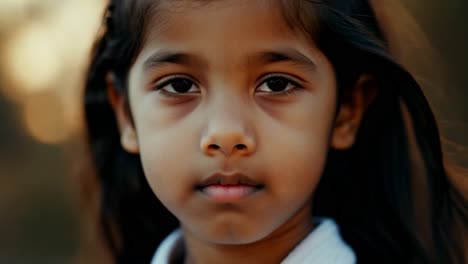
[266,77,289,92]
[257,76,296,93]
[171,78,193,93]
[156,77,199,94]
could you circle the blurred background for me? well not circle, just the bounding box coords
[0,0,107,263]
[0,0,466,263]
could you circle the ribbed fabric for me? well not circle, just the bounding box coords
[151,218,356,264]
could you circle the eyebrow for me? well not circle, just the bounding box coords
[250,49,317,72]
[142,48,317,73]
[143,50,208,73]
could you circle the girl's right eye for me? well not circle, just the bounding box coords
[154,77,200,97]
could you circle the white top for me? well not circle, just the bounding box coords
[151,218,356,264]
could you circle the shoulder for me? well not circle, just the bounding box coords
[151,218,356,264]
[281,218,357,264]
[151,229,183,264]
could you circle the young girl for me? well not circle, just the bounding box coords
[83,0,467,263]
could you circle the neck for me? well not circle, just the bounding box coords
[182,207,314,264]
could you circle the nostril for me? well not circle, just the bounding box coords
[235,144,247,150]
[209,144,220,150]
[206,143,248,155]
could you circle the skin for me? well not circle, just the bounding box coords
[108,1,373,263]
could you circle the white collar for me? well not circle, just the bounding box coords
[151,218,356,264]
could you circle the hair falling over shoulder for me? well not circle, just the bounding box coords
[82,0,467,263]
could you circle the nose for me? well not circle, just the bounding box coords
[201,131,256,157]
[200,103,256,157]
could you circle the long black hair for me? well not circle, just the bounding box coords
[83,0,467,263]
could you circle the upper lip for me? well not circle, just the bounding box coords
[196,172,263,189]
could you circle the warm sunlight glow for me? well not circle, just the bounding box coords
[23,94,72,144]
[0,0,27,29]
[0,0,105,145]
[50,0,105,66]
[4,22,61,95]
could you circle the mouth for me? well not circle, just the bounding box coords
[196,172,264,203]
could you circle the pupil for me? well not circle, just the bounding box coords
[267,78,288,92]
[172,79,192,93]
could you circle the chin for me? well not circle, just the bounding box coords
[197,222,274,246]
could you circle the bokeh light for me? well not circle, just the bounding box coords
[4,22,61,95]
[0,0,28,30]
[0,0,466,263]
[0,0,105,144]
[22,92,71,145]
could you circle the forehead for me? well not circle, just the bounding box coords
[150,1,289,38]
[135,0,318,60]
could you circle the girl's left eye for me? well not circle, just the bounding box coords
[154,77,200,96]
[256,76,302,95]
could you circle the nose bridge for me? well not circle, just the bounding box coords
[201,89,256,157]
[211,91,247,129]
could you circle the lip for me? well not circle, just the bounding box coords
[196,172,264,203]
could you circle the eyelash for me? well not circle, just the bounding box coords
[158,87,188,98]
[258,74,304,97]
[153,75,197,98]
[153,74,303,98]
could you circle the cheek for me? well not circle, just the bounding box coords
[133,104,201,205]
[259,94,336,198]
[263,126,331,195]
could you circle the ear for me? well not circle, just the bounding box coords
[331,74,378,150]
[106,73,139,154]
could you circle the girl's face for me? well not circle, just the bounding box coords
[115,0,348,245]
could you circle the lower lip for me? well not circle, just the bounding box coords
[200,185,260,203]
